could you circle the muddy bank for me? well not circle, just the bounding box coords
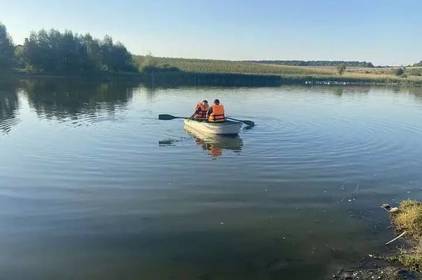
[332,256,421,280]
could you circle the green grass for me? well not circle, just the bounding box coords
[135,55,336,75]
[134,55,422,85]
[397,242,422,272]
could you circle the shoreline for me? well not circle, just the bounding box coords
[3,70,422,88]
[333,201,422,280]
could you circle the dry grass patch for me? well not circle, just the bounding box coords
[393,200,422,238]
[391,200,422,271]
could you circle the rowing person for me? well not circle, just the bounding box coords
[191,100,209,121]
[208,99,225,122]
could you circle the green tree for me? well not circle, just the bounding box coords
[0,22,15,70]
[100,35,137,72]
[82,34,103,72]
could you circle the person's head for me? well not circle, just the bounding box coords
[202,100,208,105]
[214,99,220,105]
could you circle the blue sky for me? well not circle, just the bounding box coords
[0,0,420,65]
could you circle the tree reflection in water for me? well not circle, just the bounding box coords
[21,79,140,123]
[0,81,20,134]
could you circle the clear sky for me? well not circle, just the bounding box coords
[1,0,421,65]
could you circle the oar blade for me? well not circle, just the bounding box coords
[158,114,177,120]
[242,120,255,127]
[227,117,255,128]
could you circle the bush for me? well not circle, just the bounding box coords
[337,64,346,75]
[394,67,405,76]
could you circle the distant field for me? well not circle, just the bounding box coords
[134,56,335,75]
[134,56,422,84]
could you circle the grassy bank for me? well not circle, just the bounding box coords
[390,200,422,271]
[5,57,422,87]
[134,55,422,86]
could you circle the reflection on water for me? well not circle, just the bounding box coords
[1,79,422,279]
[22,79,137,124]
[158,138,181,146]
[185,125,242,158]
[0,82,20,134]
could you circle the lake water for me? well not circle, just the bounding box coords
[1,79,422,280]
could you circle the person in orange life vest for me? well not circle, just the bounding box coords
[208,99,225,122]
[191,100,209,120]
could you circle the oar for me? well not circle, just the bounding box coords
[227,117,255,127]
[159,114,255,128]
[158,114,187,120]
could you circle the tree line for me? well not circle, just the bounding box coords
[0,22,137,74]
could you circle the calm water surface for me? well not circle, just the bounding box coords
[1,80,422,279]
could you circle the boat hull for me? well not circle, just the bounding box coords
[184,119,242,135]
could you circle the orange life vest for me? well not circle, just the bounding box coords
[194,102,209,120]
[208,104,225,122]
